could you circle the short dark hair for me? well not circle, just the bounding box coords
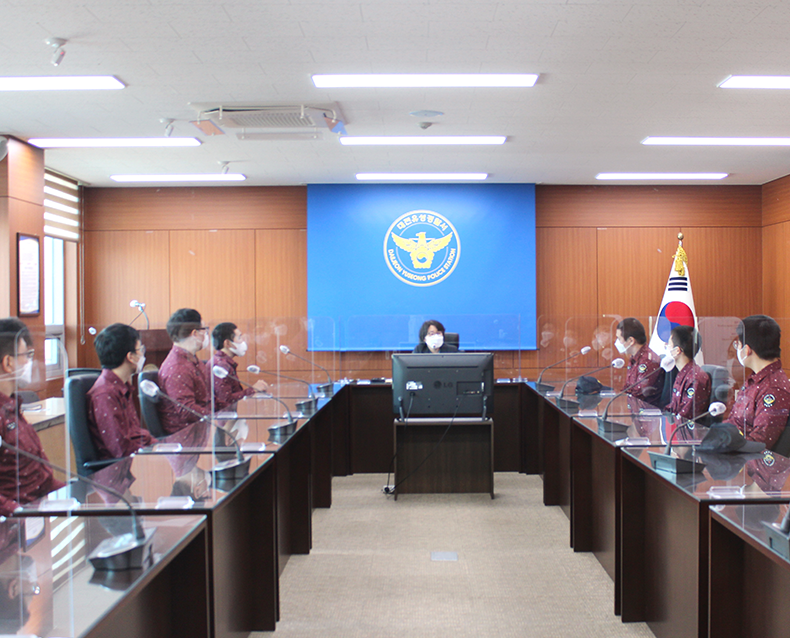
[419,319,446,342]
[0,317,32,360]
[736,315,781,360]
[166,308,202,342]
[670,325,700,360]
[212,322,237,350]
[617,318,647,345]
[94,324,140,369]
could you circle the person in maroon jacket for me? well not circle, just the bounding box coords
[207,322,267,411]
[730,315,790,449]
[615,317,665,407]
[0,318,65,516]
[86,323,157,460]
[157,308,211,434]
[666,325,712,420]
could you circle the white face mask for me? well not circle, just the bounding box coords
[136,355,146,374]
[426,334,444,350]
[17,359,33,387]
[229,341,248,357]
[201,331,210,351]
[737,345,748,367]
[615,339,628,354]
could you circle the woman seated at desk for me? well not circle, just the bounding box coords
[413,320,458,354]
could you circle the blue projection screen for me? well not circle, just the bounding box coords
[307,183,536,351]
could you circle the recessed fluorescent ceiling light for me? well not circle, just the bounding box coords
[596,173,727,180]
[313,74,538,88]
[0,76,124,91]
[340,136,506,146]
[110,174,246,183]
[30,138,201,148]
[356,173,488,181]
[643,136,790,146]
[719,76,790,89]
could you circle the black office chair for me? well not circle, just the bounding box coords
[445,332,460,349]
[138,369,167,438]
[15,390,40,406]
[67,367,101,377]
[701,364,731,404]
[65,371,117,476]
[771,413,790,457]
[657,367,677,411]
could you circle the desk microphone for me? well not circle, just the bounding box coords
[599,355,675,426]
[247,365,317,416]
[0,437,154,571]
[536,346,592,390]
[212,365,297,432]
[279,344,334,397]
[139,379,251,479]
[557,358,625,398]
[129,300,150,330]
[646,402,726,474]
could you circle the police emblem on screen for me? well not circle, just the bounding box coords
[384,210,460,287]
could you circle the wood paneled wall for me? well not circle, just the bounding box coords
[761,174,790,360]
[0,138,47,394]
[82,183,766,378]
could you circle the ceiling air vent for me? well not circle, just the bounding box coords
[192,103,343,130]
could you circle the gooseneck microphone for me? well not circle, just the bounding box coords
[599,356,675,425]
[536,346,592,389]
[279,344,334,397]
[129,300,150,331]
[139,379,250,479]
[247,365,318,416]
[646,402,726,474]
[557,358,625,398]
[0,436,154,571]
[211,365,297,432]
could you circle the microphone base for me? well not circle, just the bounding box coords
[316,382,334,398]
[554,396,579,414]
[89,527,156,571]
[268,420,297,436]
[535,382,554,394]
[762,522,790,560]
[597,418,630,436]
[208,456,252,482]
[648,451,706,475]
[296,397,317,417]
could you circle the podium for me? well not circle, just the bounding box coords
[394,417,494,497]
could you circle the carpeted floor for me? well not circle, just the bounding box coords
[256,473,654,638]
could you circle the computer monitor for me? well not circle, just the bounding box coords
[391,352,495,418]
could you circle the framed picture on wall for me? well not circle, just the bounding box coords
[17,233,40,316]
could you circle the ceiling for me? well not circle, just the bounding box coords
[3,0,790,187]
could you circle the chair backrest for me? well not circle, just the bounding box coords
[64,372,101,477]
[445,332,460,348]
[771,413,790,457]
[700,364,731,403]
[15,390,40,406]
[67,367,101,377]
[138,369,166,437]
[657,367,677,410]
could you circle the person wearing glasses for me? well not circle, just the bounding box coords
[86,323,157,460]
[0,318,65,516]
[729,315,790,448]
[157,308,211,434]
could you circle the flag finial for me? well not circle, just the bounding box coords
[673,235,687,276]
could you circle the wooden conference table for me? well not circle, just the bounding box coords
[15,386,340,638]
[16,375,790,638]
[524,373,790,638]
[0,513,208,638]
